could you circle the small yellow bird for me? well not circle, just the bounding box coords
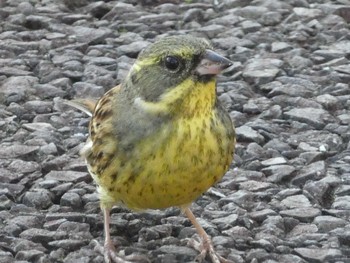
[67,35,235,263]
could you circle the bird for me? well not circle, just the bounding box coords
[66,35,236,263]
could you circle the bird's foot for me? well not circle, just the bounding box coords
[188,236,233,263]
[92,240,149,263]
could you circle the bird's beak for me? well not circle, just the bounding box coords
[196,49,233,76]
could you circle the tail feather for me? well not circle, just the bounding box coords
[64,99,97,117]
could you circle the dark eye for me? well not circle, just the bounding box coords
[164,56,180,71]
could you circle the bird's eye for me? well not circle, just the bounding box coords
[164,56,180,71]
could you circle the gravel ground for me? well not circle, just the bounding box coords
[0,0,350,262]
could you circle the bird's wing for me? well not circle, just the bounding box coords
[84,85,122,178]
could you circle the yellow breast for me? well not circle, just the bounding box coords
[91,79,235,210]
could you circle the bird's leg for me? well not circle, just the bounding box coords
[103,207,121,263]
[93,207,129,263]
[184,208,232,263]
[93,207,150,263]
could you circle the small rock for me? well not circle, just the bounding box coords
[69,26,113,44]
[271,42,292,53]
[314,215,348,232]
[157,245,197,260]
[243,59,282,85]
[249,209,278,222]
[13,239,47,253]
[15,249,45,261]
[8,160,40,174]
[239,180,272,192]
[236,125,265,144]
[22,122,55,132]
[0,183,25,197]
[45,171,90,183]
[259,11,282,26]
[48,239,88,251]
[10,216,42,230]
[19,228,67,243]
[281,195,312,209]
[51,182,73,197]
[0,145,39,159]
[116,41,150,58]
[23,101,52,114]
[22,190,53,210]
[211,214,238,229]
[284,108,334,129]
[287,223,318,238]
[246,248,269,261]
[315,94,339,110]
[292,161,326,186]
[304,180,334,207]
[45,212,87,223]
[60,192,82,208]
[236,6,269,20]
[263,165,296,183]
[293,7,323,18]
[294,247,342,262]
[328,40,350,55]
[40,142,58,155]
[44,218,67,231]
[332,196,350,210]
[241,20,262,33]
[280,208,321,222]
[197,24,226,38]
[261,157,287,166]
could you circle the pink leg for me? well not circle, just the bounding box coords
[184,208,233,263]
[93,208,149,263]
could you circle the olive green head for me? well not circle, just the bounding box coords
[123,35,232,102]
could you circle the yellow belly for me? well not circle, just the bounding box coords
[96,114,234,210]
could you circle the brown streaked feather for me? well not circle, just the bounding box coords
[87,85,121,177]
[65,85,122,179]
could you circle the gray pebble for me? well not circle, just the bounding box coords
[156,245,197,258]
[23,101,52,114]
[69,26,113,44]
[116,41,150,58]
[284,107,334,129]
[15,250,45,262]
[313,215,348,232]
[19,228,67,243]
[0,145,39,159]
[45,212,87,223]
[263,165,296,183]
[249,209,278,222]
[48,239,88,251]
[332,196,350,210]
[236,125,265,144]
[281,195,312,209]
[243,59,282,85]
[280,208,321,222]
[287,223,318,238]
[60,192,82,208]
[22,190,53,210]
[45,171,90,183]
[292,161,326,186]
[294,247,342,262]
[73,82,106,99]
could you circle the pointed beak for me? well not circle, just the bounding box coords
[196,49,233,76]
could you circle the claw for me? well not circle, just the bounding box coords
[93,239,132,263]
[184,208,234,263]
[95,208,151,263]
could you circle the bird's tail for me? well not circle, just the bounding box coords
[63,99,97,117]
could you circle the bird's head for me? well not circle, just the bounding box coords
[124,35,232,115]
